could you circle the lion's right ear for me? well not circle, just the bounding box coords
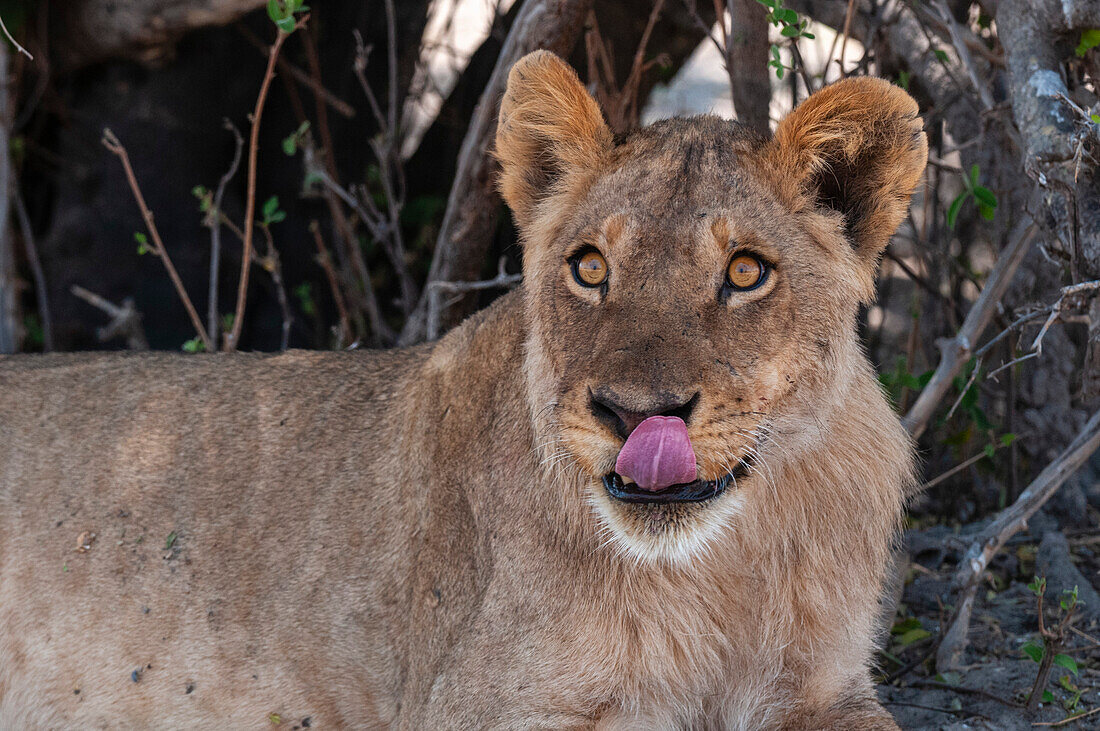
[495,51,612,230]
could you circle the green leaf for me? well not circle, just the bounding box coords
[978,203,996,221]
[1042,689,1054,704]
[972,186,997,208]
[895,628,931,648]
[897,71,910,91]
[1053,654,1079,676]
[947,192,968,229]
[778,8,798,23]
[933,49,948,62]
[1075,29,1100,57]
[1022,641,1044,663]
[891,618,923,634]
[294,282,317,317]
[266,0,286,23]
[780,25,801,37]
[263,196,280,219]
[165,531,178,549]
[181,338,205,353]
[1000,432,1017,447]
[1028,576,1046,596]
[1060,585,1079,612]
[134,232,148,245]
[983,444,996,459]
[802,31,815,39]
[282,136,297,156]
[267,210,287,224]
[1091,113,1100,124]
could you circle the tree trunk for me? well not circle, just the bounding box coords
[400,0,596,344]
[728,0,771,135]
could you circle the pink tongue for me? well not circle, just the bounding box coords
[614,415,697,492]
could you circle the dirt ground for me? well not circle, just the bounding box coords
[877,515,1100,729]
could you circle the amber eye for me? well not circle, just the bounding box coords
[571,250,609,288]
[726,253,767,291]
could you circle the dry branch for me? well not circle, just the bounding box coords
[13,185,51,351]
[70,285,149,350]
[400,0,596,344]
[102,129,213,352]
[310,220,351,349]
[936,409,1100,671]
[902,221,1038,438]
[227,17,304,352]
[206,120,244,344]
[0,13,31,60]
[237,24,356,120]
[425,258,522,341]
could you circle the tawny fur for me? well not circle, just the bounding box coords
[0,52,925,729]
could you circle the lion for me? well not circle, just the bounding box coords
[0,51,925,728]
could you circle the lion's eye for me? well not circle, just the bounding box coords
[726,253,767,291]
[572,250,609,288]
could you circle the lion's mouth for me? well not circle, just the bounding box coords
[602,454,754,504]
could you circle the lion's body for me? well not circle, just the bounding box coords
[0,52,926,728]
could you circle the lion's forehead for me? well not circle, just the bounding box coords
[572,124,790,250]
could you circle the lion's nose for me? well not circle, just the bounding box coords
[588,389,699,441]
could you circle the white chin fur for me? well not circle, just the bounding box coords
[587,485,747,565]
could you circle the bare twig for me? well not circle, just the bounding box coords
[236,23,356,119]
[586,0,668,135]
[837,0,856,76]
[13,184,51,350]
[299,29,382,345]
[310,220,351,348]
[1033,705,1100,726]
[351,18,418,315]
[206,119,244,345]
[903,221,1038,438]
[932,1,994,112]
[936,409,1100,670]
[978,280,1100,380]
[426,258,522,341]
[1026,578,1078,713]
[257,224,291,351]
[0,14,32,60]
[228,17,305,351]
[102,129,213,352]
[70,285,148,350]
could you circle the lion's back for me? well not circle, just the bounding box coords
[0,348,426,725]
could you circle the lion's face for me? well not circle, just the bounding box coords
[496,52,926,562]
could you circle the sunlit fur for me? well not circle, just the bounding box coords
[0,52,925,728]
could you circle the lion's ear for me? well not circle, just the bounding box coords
[496,51,612,230]
[766,77,927,265]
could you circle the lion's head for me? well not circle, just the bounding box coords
[496,51,926,563]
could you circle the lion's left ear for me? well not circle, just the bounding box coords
[765,77,927,266]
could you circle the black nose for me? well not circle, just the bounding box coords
[588,390,699,441]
